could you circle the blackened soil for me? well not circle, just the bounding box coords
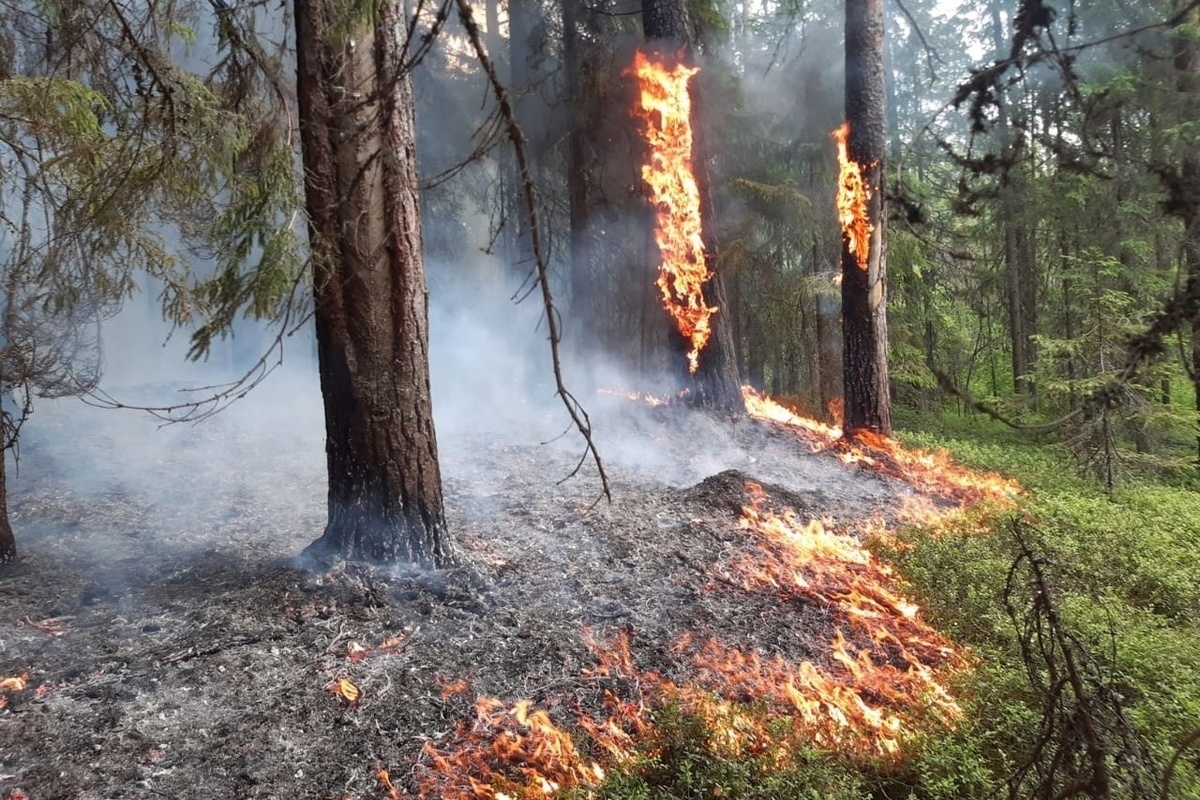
[0,393,927,799]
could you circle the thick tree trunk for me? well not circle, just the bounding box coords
[642,0,744,412]
[841,0,891,434]
[295,0,451,566]
[0,450,14,564]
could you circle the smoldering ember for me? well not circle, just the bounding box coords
[0,374,1013,799]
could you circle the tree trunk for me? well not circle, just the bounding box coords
[0,450,14,564]
[642,0,744,412]
[992,6,1037,399]
[841,0,891,435]
[1177,2,1200,460]
[295,0,451,566]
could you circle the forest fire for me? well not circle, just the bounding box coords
[741,387,1018,507]
[631,49,715,373]
[404,473,975,796]
[833,122,873,270]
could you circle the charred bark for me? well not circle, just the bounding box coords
[295,0,451,566]
[842,0,891,435]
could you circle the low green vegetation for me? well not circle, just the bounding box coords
[584,411,1200,800]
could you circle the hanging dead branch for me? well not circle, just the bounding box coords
[454,0,611,504]
[1002,520,1156,800]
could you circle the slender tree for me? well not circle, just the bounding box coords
[841,0,891,434]
[295,0,451,566]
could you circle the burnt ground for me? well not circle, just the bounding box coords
[0,384,933,800]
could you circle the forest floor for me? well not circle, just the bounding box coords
[0,383,958,800]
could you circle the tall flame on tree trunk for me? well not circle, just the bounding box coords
[631,49,715,373]
[833,122,873,270]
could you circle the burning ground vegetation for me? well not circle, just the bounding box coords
[0,387,1017,799]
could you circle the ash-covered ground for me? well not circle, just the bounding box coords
[0,373,932,800]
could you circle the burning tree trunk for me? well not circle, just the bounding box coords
[639,0,744,413]
[295,0,452,566]
[840,0,892,435]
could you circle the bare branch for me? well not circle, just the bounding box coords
[454,0,611,504]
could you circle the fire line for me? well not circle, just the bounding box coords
[631,49,716,373]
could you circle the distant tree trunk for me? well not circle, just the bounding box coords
[563,0,594,350]
[841,0,891,434]
[0,451,14,564]
[1172,1,1200,459]
[642,0,744,412]
[509,0,540,274]
[295,0,451,566]
[991,6,1037,400]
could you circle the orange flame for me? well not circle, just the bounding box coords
[328,677,360,705]
[631,49,716,373]
[833,122,873,270]
[376,767,401,800]
[346,634,406,662]
[0,675,27,693]
[415,695,628,798]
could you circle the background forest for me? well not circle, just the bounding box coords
[1,0,1199,798]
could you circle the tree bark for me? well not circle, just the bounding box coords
[841,0,891,434]
[0,450,14,564]
[295,0,451,566]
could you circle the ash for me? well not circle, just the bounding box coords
[0,384,923,799]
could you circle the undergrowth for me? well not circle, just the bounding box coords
[582,409,1200,800]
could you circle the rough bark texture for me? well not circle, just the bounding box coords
[842,0,892,434]
[0,451,14,564]
[642,0,744,413]
[642,0,690,41]
[295,0,451,566]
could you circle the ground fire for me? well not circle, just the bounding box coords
[399,428,1006,798]
[741,386,1018,506]
[833,121,873,270]
[631,49,716,374]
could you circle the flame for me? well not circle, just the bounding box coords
[346,634,406,662]
[726,483,964,724]
[631,49,716,373]
[742,386,1019,508]
[376,768,401,800]
[328,677,360,705]
[833,122,873,270]
[597,388,671,407]
[22,615,72,636]
[413,694,631,799]
[0,674,27,693]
